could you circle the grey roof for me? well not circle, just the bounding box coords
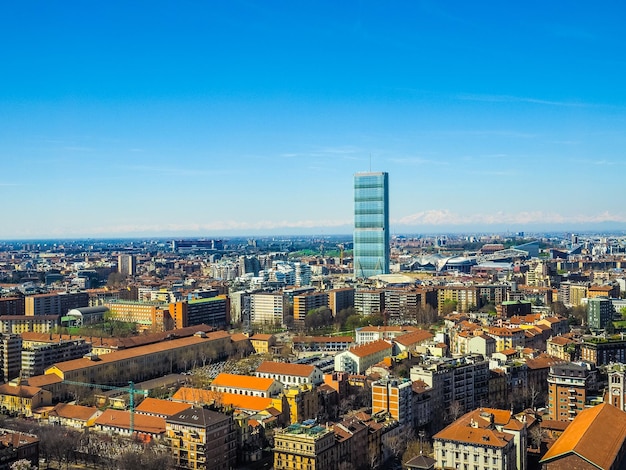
[165,406,231,428]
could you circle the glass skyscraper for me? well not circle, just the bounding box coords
[353,172,389,278]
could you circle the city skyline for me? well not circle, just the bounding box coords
[2,2,626,239]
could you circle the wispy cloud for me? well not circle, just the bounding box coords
[120,165,230,177]
[396,209,626,226]
[467,169,519,177]
[66,218,353,236]
[574,158,626,166]
[281,145,361,159]
[388,156,449,166]
[457,93,590,108]
[63,146,95,152]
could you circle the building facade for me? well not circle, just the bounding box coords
[166,407,236,470]
[353,172,389,279]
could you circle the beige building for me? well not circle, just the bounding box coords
[166,407,237,470]
[44,330,231,385]
[434,408,526,470]
[334,339,392,374]
[273,423,338,470]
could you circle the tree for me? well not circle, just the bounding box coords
[402,435,433,463]
[441,299,458,315]
[447,400,463,422]
[570,305,587,325]
[385,429,415,463]
[10,460,36,470]
[529,426,545,450]
[528,384,543,410]
[606,321,616,336]
[551,301,569,316]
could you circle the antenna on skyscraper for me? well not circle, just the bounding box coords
[369,153,372,172]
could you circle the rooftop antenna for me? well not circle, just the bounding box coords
[369,153,372,172]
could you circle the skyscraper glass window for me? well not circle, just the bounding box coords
[354,172,389,278]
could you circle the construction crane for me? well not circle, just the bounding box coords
[62,380,148,434]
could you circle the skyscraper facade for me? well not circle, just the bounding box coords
[353,172,389,278]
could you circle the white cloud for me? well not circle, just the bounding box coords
[395,210,626,226]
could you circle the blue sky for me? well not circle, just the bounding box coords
[2,1,626,239]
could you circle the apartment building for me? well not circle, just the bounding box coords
[273,423,338,470]
[354,289,385,316]
[103,300,168,331]
[587,296,614,331]
[383,287,437,322]
[250,293,288,326]
[0,334,22,382]
[437,286,480,314]
[0,315,60,334]
[355,325,418,344]
[581,337,626,365]
[547,362,597,421]
[327,288,354,315]
[25,292,89,316]
[21,339,91,378]
[293,292,328,323]
[334,339,393,374]
[486,327,526,352]
[410,356,489,429]
[117,254,137,276]
[434,408,526,470]
[169,295,230,329]
[0,297,25,316]
[166,407,237,470]
[372,378,413,425]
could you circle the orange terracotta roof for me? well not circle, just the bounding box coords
[434,408,522,448]
[549,336,574,346]
[541,404,626,468]
[488,327,523,336]
[50,403,99,421]
[94,409,166,435]
[46,330,230,374]
[393,329,434,346]
[211,373,276,392]
[230,333,249,342]
[525,354,564,370]
[26,374,62,387]
[0,383,44,399]
[221,392,274,412]
[347,339,392,358]
[135,397,192,417]
[250,333,274,341]
[255,361,315,377]
[434,423,512,448]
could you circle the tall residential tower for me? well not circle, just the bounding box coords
[353,172,389,278]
